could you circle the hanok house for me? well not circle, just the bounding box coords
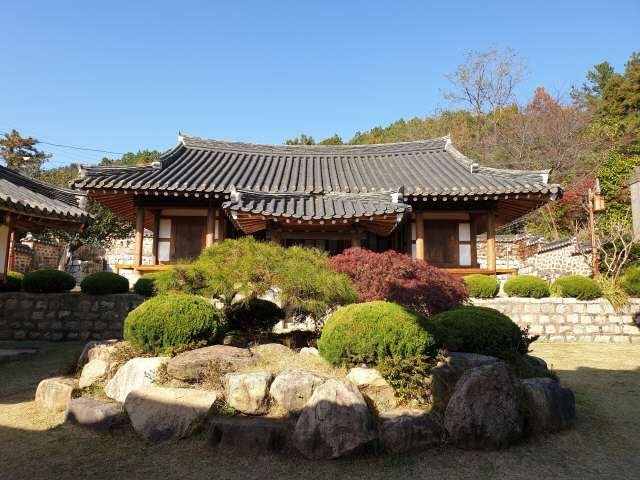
[0,165,93,282]
[71,133,562,278]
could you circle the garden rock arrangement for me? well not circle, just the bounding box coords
[42,341,576,459]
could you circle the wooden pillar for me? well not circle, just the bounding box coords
[486,211,496,273]
[2,224,11,283]
[7,231,15,272]
[151,210,159,265]
[133,208,145,272]
[206,206,215,247]
[415,212,425,261]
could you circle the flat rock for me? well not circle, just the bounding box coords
[254,343,291,354]
[521,377,575,432]
[525,355,548,370]
[79,358,117,389]
[125,387,222,442]
[345,367,396,408]
[167,345,257,381]
[430,364,460,409]
[379,408,442,454]
[35,377,78,411]
[293,378,379,459]
[445,363,523,450]
[104,357,169,403]
[208,416,291,454]
[64,397,122,432]
[224,372,275,415]
[445,352,500,368]
[299,347,319,356]
[270,369,326,413]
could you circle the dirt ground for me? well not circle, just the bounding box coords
[1,341,639,480]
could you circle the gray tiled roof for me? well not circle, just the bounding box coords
[73,134,561,197]
[0,166,92,225]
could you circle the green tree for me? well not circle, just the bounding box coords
[100,149,162,166]
[318,134,344,145]
[0,129,51,177]
[285,133,316,145]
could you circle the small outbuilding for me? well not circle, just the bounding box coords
[0,165,93,282]
[71,133,562,277]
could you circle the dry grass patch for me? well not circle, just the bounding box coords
[239,344,348,379]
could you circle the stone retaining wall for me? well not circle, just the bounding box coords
[0,292,145,342]
[473,297,640,343]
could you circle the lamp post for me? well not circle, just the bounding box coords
[588,179,606,283]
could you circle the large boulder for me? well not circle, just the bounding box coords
[270,369,326,413]
[293,378,379,459]
[444,363,523,450]
[208,416,291,454]
[104,357,169,403]
[64,397,122,432]
[77,340,118,366]
[430,363,460,410]
[125,387,222,442]
[521,377,576,432]
[167,345,257,381]
[79,359,117,389]
[345,367,396,408]
[525,355,548,370]
[224,372,275,415]
[254,343,291,355]
[35,377,78,411]
[445,352,500,368]
[379,408,442,454]
[299,347,319,356]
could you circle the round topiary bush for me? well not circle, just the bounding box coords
[133,272,162,297]
[550,275,602,300]
[427,305,526,357]
[463,274,500,298]
[123,294,228,354]
[503,275,549,298]
[317,301,436,366]
[0,271,23,293]
[619,266,640,297]
[80,271,130,295]
[22,269,76,293]
[227,299,286,334]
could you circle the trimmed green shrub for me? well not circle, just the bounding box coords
[463,274,500,298]
[80,271,129,295]
[618,267,640,297]
[550,275,602,300]
[133,272,163,297]
[427,305,527,357]
[123,294,228,354]
[317,301,436,366]
[226,299,285,334]
[22,269,76,293]
[503,275,549,298]
[0,271,23,293]
[376,355,435,403]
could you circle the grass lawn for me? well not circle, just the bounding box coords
[0,341,639,480]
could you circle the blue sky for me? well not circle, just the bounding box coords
[1,0,638,168]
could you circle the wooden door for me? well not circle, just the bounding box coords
[426,223,458,267]
[172,219,205,261]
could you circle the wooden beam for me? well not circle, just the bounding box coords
[415,212,425,260]
[133,208,145,272]
[279,231,353,240]
[486,211,496,275]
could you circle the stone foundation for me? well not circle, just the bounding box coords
[473,297,640,343]
[0,292,145,341]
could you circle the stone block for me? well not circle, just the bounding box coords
[523,304,539,314]
[58,310,71,319]
[573,325,585,334]
[65,398,122,432]
[630,336,640,343]
[612,335,630,343]
[14,330,26,339]
[94,321,107,330]
[551,315,565,323]
[621,315,634,324]
[380,409,442,454]
[585,325,600,334]
[538,315,550,324]
[35,300,48,309]
[609,316,622,324]
[567,314,579,324]
[594,335,611,342]
[623,325,640,335]
[580,316,593,324]
[586,304,601,314]
[100,301,116,309]
[564,335,577,342]
[208,416,291,455]
[594,315,607,324]
[52,333,63,340]
[20,300,33,309]
[29,332,40,339]
[64,322,79,331]
[540,304,555,315]
[558,326,571,333]
[549,335,566,342]
[571,304,586,314]
[545,325,556,334]
[36,377,78,411]
[30,311,43,321]
[556,304,569,314]
[521,314,536,323]
[529,324,544,335]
